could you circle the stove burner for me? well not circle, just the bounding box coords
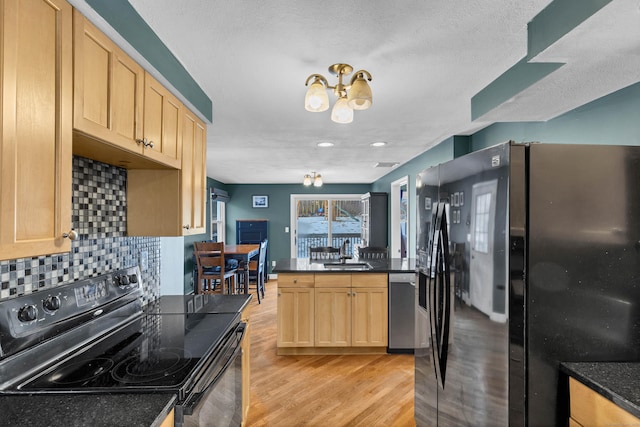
[112,348,194,384]
[51,358,115,385]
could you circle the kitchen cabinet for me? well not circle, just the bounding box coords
[180,109,206,235]
[72,10,143,158]
[360,192,388,248]
[158,408,175,427]
[73,11,182,169]
[278,273,388,354]
[141,72,182,168]
[315,274,388,348]
[127,107,206,236]
[0,0,73,260]
[569,377,640,427]
[277,274,315,348]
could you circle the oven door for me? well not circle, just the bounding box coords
[177,322,246,427]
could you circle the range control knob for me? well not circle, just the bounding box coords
[18,305,38,322]
[117,275,130,286]
[43,296,61,312]
[128,274,138,284]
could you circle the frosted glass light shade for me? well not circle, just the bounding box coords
[347,76,372,110]
[331,96,353,124]
[303,174,312,186]
[313,174,323,187]
[305,80,329,112]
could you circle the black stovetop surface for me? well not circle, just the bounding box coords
[18,311,239,392]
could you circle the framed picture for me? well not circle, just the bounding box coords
[252,195,268,208]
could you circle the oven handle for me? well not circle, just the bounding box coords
[181,322,245,414]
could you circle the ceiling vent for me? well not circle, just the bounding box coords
[374,162,399,168]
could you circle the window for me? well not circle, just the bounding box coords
[210,200,226,242]
[290,194,362,258]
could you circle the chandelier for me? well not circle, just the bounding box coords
[303,172,323,187]
[304,63,372,124]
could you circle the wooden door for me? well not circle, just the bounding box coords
[73,11,143,153]
[351,287,388,347]
[142,72,182,168]
[181,109,207,235]
[315,287,351,346]
[277,287,314,347]
[0,0,73,260]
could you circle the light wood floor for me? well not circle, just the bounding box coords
[244,279,416,427]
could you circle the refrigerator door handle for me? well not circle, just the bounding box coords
[428,203,452,389]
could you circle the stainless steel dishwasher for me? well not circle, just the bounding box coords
[388,272,416,353]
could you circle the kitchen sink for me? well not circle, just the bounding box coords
[323,262,372,270]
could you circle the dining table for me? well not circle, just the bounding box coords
[225,244,260,294]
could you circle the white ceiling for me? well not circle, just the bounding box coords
[99,1,640,184]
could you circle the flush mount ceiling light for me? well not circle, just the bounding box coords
[303,172,323,187]
[304,63,372,124]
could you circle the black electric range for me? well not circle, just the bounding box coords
[145,294,252,316]
[0,268,245,426]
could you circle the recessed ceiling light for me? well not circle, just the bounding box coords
[317,142,334,147]
[371,141,387,147]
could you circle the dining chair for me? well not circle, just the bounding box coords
[194,242,238,294]
[309,246,340,261]
[246,239,268,303]
[358,246,389,260]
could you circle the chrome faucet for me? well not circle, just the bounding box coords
[339,239,352,264]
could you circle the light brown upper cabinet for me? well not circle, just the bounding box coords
[0,0,74,261]
[181,109,207,235]
[141,72,183,169]
[127,110,207,237]
[73,11,181,169]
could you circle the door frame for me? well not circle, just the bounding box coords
[289,194,362,258]
[390,176,409,259]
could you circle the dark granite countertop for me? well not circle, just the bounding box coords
[274,258,416,273]
[0,393,176,427]
[561,362,640,419]
[145,293,252,314]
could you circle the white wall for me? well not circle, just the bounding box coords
[160,237,185,295]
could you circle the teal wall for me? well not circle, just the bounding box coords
[224,184,371,274]
[84,0,212,122]
[371,81,640,258]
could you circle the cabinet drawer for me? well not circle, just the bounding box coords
[315,274,351,287]
[278,273,314,288]
[352,273,387,288]
[569,377,640,427]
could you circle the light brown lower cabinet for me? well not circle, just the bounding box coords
[158,408,174,427]
[277,273,388,355]
[569,377,640,427]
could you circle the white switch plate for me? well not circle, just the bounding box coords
[285,226,289,233]
[272,261,276,267]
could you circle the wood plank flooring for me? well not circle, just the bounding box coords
[244,279,416,427]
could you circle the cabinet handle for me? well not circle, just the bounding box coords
[183,224,191,230]
[135,138,155,148]
[62,229,78,241]
[278,292,281,296]
[293,279,298,283]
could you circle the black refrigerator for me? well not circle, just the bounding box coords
[414,142,640,426]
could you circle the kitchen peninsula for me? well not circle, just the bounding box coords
[274,258,415,355]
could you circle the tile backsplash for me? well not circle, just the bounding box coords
[0,156,161,303]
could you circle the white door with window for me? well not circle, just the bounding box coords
[290,195,362,258]
[469,180,497,316]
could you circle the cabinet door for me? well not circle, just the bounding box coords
[352,287,388,347]
[181,109,206,234]
[142,72,182,168]
[0,0,73,260]
[73,11,143,153]
[277,287,314,347]
[315,287,351,347]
